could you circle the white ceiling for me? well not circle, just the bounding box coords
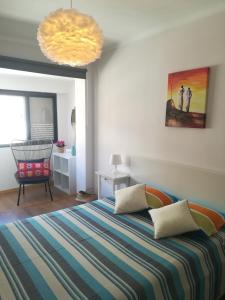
[0,0,225,50]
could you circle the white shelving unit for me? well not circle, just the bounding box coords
[53,152,76,195]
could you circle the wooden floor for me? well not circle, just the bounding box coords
[0,184,95,225]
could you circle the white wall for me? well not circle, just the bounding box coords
[85,64,96,192]
[94,10,225,204]
[75,72,95,193]
[75,78,86,192]
[0,71,75,191]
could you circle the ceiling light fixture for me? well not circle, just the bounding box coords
[37,0,103,67]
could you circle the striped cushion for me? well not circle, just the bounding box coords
[145,186,177,208]
[189,202,225,236]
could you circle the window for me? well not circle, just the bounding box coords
[0,90,58,146]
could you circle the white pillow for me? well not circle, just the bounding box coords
[114,184,148,214]
[149,200,199,239]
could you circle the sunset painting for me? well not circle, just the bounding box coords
[165,67,209,128]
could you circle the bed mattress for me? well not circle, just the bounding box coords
[1,198,225,300]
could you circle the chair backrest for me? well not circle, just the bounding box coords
[11,139,53,164]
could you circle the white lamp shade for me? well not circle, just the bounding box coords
[109,154,122,166]
[37,8,103,67]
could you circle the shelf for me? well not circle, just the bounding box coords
[53,152,76,195]
[61,157,69,174]
[53,169,69,177]
[53,152,75,159]
[54,156,61,170]
[54,184,69,194]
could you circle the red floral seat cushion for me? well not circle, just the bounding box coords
[17,160,50,178]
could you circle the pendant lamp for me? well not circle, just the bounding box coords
[37,1,103,66]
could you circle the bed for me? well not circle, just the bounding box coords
[1,197,225,300]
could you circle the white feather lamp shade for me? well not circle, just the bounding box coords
[37,9,103,67]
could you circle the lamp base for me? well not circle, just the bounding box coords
[112,165,120,175]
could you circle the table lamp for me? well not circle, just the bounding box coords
[109,154,122,173]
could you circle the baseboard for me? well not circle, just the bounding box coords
[0,187,19,195]
[0,183,52,195]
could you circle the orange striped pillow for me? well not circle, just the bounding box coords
[145,186,177,208]
[189,202,225,236]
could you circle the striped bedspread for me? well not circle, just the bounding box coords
[1,198,225,300]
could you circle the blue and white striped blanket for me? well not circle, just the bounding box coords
[1,198,225,300]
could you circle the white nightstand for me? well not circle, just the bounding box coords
[95,171,130,199]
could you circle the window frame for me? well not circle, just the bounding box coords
[0,89,58,147]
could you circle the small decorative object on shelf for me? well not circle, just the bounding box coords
[56,140,65,153]
[71,145,76,156]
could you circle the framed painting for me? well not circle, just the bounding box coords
[165,67,209,128]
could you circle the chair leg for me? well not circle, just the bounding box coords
[44,183,47,192]
[23,184,25,195]
[17,184,21,206]
[47,180,53,201]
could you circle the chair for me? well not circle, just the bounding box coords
[11,139,53,206]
